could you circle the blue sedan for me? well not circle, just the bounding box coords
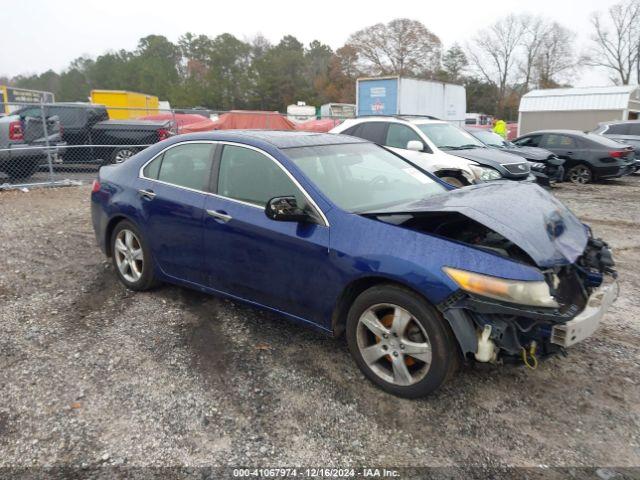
[91,131,618,397]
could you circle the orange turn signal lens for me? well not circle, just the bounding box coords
[442,267,559,308]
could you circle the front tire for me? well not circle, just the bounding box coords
[346,284,459,398]
[110,220,158,291]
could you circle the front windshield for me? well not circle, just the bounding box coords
[470,130,509,148]
[286,143,445,213]
[417,123,485,150]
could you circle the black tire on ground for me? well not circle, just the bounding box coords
[110,220,160,291]
[4,158,40,180]
[565,164,593,184]
[110,147,139,165]
[346,284,460,398]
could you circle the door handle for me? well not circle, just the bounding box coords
[138,188,156,199]
[207,209,232,223]
[566,151,574,155]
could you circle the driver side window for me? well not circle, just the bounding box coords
[514,135,542,147]
[217,145,306,208]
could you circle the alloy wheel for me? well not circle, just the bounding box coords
[114,149,136,163]
[114,229,144,283]
[568,166,591,184]
[356,303,432,386]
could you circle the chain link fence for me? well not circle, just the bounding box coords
[0,102,348,190]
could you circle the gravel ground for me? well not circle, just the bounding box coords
[0,165,97,187]
[0,177,639,473]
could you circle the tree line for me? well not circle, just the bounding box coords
[3,0,639,120]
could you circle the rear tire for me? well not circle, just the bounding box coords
[346,284,459,398]
[110,220,159,291]
[566,164,592,184]
[110,147,139,164]
[4,158,39,180]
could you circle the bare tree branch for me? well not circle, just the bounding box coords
[347,19,442,77]
[584,0,640,84]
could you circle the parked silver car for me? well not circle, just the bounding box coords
[0,112,65,180]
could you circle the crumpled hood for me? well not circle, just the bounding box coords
[379,182,589,268]
[449,147,525,166]
[502,146,555,161]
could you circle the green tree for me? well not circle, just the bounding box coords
[206,34,252,109]
[435,44,467,83]
[131,35,181,102]
[305,40,333,104]
[253,35,309,110]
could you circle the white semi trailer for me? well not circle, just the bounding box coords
[356,76,466,125]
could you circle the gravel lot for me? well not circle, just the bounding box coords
[0,165,98,187]
[1,177,639,473]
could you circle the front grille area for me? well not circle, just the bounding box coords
[553,268,588,315]
[502,162,531,175]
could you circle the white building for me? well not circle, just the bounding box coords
[518,85,640,135]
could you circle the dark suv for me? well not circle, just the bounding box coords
[592,121,640,173]
[513,130,635,184]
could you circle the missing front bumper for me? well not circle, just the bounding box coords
[550,281,619,347]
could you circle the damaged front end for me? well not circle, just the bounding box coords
[438,236,618,366]
[366,182,619,367]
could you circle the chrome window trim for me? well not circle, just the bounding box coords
[137,140,330,227]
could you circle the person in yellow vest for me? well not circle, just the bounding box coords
[493,119,508,139]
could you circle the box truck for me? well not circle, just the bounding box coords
[320,103,356,119]
[0,86,55,115]
[356,76,466,125]
[90,90,159,120]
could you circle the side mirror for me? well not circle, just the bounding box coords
[265,196,310,222]
[407,140,424,152]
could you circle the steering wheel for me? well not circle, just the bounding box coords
[368,175,389,188]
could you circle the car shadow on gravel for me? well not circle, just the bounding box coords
[61,265,133,333]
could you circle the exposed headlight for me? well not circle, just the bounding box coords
[530,162,546,171]
[443,267,559,308]
[469,165,502,181]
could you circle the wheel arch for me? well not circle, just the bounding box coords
[104,214,136,257]
[331,276,436,337]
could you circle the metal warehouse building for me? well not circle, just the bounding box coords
[518,85,640,135]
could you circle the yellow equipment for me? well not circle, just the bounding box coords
[90,90,159,119]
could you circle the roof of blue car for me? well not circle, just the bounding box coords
[180,130,367,149]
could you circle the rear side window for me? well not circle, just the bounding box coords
[542,134,576,149]
[19,108,41,118]
[151,143,215,191]
[344,122,388,144]
[385,124,422,149]
[341,125,360,136]
[627,123,640,135]
[143,155,162,179]
[606,123,630,135]
[217,145,305,207]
